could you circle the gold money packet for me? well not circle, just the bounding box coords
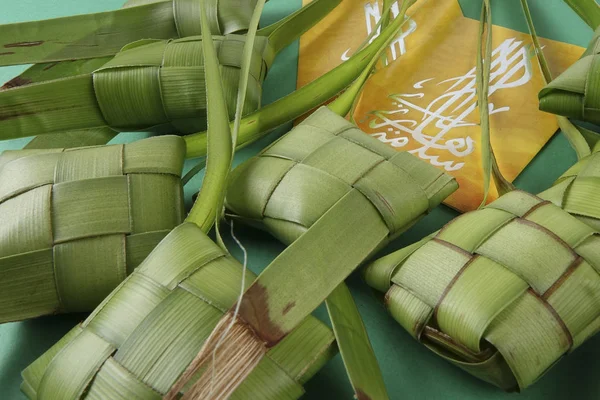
[298,0,584,211]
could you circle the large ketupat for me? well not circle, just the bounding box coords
[226,106,458,247]
[0,136,186,323]
[364,190,600,391]
[20,223,336,400]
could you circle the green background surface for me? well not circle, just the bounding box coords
[0,0,598,399]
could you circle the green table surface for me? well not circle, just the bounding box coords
[0,0,598,399]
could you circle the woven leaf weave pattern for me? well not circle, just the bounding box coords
[539,149,600,230]
[92,34,272,133]
[226,107,459,244]
[21,223,336,400]
[0,136,185,322]
[365,190,600,390]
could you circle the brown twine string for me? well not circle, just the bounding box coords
[164,312,266,399]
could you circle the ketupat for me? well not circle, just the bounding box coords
[0,0,245,150]
[0,0,341,139]
[0,35,272,137]
[20,223,337,400]
[226,107,457,248]
[364,190,600,391]
[0,136,186,322]
[538,20,600,126]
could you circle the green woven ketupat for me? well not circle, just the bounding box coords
[365,190,600,391]
[225,106,458,245]
[539,25,600,125]
[20,223,336,400]
[0,35,272,137]
[539,145,600,230]
[0,136,185,323]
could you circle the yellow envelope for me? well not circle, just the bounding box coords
[298,0,584,211]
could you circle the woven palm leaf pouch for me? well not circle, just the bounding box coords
[0,136,185,323]
[20,222,337,400]
[225,107,458,246]
[365,189,600,391]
